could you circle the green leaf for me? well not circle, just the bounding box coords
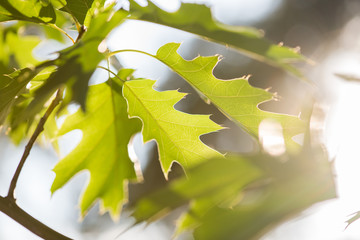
[34,9,128,110]
[59,0,106,26]
[128,1,306,77]
[5,66,59,146]
[0,24,41,72]
[153,43,305,149]
[0,0,56,23]
[132,144,336,240]
[0,64,51,126]
[5,32,40,68]
[51,79,142,218]
[194,150,336,240]
[132,156,262,223]
[60,0,94,24]
[123,79,223,178]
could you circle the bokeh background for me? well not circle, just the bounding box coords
[2,0,360,239]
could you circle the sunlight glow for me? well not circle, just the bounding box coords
[259,119,285,156]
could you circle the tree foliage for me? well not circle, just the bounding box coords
[0,1,337,239]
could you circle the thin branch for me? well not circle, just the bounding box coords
[48,24,75,44]
[106,49,155,59]
[7,88,64,200]
[75,25,86,43]
[97,66,125,83]
[0,196,72,240]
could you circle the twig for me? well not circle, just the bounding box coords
[7,88,64,200]
[0,196,72,240]
[48,24,75,44]
[97,66,125,83]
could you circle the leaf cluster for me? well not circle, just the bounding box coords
[0,0,336,239]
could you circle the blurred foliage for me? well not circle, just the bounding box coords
[132,140,335,240]
[127,0,307,78]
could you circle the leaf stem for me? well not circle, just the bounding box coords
[48,24,75,44]
[107,49,155,59]
[0,196,72,240]
[7,88,64,200]
[97,66,125,83]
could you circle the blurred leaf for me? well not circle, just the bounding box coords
[59,0,106,26]
[34,9,128,110]
[132,156,262,223]
[0,24,55,142]
[5,32,40,68]
[0,25,41,72]
[0,0,56,23]
[42,9,69,42]
[60,0,94,24]
[335,73,360,82]
[4,70,56,146]
[123,79,223,178]
[0,64,51,126]
[7,96,60,149]
[5,66,58,145]
[194,149,335,240]
[51,77,142,218]
[128,0,306,77]
[132,144,336,240]
[154,43,305,149]
[346,212,360,229]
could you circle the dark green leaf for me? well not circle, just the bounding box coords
[60,0,106,25]
[34,9,128,110]
[128,0,306,77]
[0,0,56,23]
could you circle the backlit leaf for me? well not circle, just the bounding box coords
[154,43,305,149]
[51,79,142,218]
[123,79,223,178]
[0,0,56,23]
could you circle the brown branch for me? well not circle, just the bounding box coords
[7,88,63,200]
[0,196,72,240]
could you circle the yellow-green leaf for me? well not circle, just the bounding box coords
[154,43,305,149]
[51,80,141,218]
[123,79,223,178]
[0,0,56,23]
